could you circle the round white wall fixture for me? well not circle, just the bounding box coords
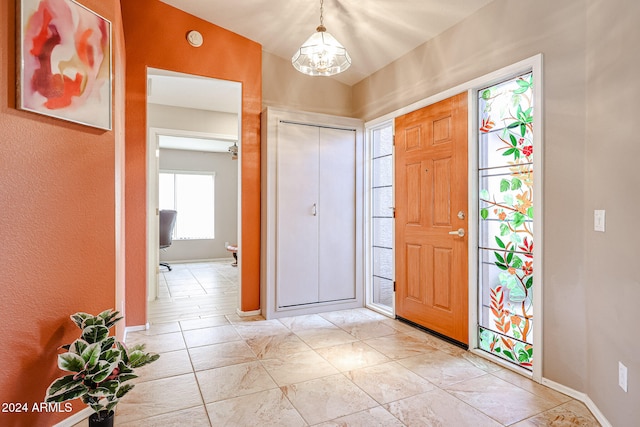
[186,30,203,47]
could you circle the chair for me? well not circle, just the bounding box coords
[159,210,177,271]
[226,244,238,267]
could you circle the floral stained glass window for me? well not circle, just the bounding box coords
[478,73,534,369]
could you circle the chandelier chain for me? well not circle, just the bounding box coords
[319,0,324,27]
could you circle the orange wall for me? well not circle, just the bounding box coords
[0,1,125,425]
[120,0,262,325]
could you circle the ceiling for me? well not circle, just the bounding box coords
[147,1,494,125]
[159,0,494,86]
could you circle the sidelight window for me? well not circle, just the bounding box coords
[477,73,535,369]
[368,122,395,314]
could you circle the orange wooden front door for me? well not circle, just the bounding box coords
[395,92,469,344]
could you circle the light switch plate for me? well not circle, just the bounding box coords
[619,361,628,392]
[594,210,605,232]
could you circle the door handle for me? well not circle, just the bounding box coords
[312,203,317,216]
[448,228,465,237]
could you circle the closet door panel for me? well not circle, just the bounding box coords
[276,122,319,307]
[318,127,357,302]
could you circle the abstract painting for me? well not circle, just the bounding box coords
[18,0,111,130]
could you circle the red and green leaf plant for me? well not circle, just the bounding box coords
[45,310,160,422]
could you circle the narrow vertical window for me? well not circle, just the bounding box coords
[369,122,394,313]
[478,73,534,369]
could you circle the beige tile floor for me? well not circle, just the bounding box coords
[148,260,239,323]
[72,262,600,426]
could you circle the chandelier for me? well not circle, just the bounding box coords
[291,0,351,76]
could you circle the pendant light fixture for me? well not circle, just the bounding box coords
[291,0,351,76]
[228,141,238,160]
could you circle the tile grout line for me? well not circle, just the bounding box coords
[180,319,214,427]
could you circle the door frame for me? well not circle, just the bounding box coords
[146,127,239,301]
[365,54,543,381]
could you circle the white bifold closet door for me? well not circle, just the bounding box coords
[276,121,356,308]
[318,127,356,302]
[277,123,320,307]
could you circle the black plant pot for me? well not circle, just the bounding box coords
[88,410,114,427]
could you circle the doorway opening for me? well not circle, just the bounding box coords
[145,68,242,324]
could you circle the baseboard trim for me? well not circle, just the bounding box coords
[236,308,261,317]
[124,323,149,342]
[541,378,612,427]
[160,257,235,264]
[53,407,92,427]
[467,348,612,426]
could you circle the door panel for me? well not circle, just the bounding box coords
[406,162,422,224]
[405,126,422,151]
[276,122,319,307]
[433,116,451,143]
[433,157,452,226]
[318,127,356,302]
[406,243,423,302]
[395,92,469,344]
[433,246,452,309]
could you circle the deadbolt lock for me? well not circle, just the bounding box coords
[457,211,465,220]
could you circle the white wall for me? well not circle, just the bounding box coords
[262,51,353,117]
[159,148,238,261]
[585,0,640,424]
[148,103,238,135]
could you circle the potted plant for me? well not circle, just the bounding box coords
[45,309,159,427]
